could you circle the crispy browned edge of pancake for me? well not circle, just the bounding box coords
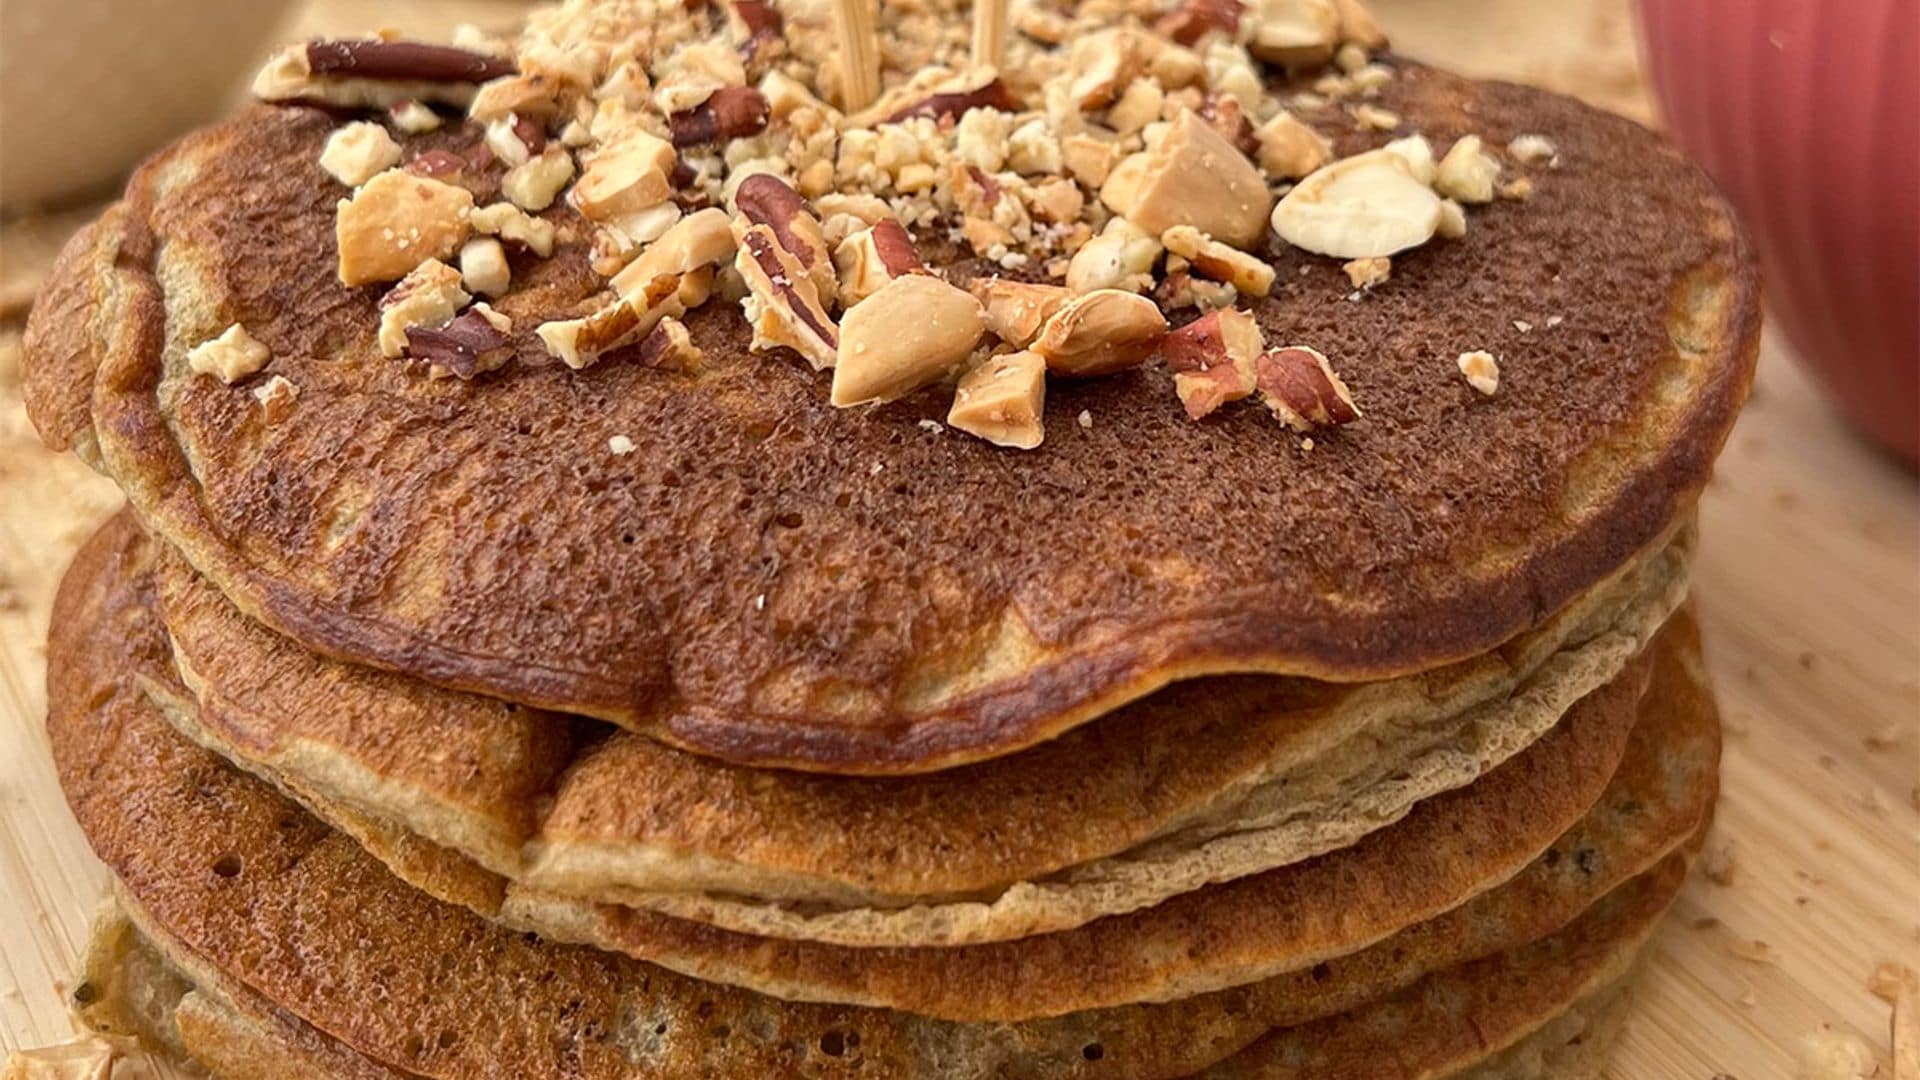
[21,66,1762,774]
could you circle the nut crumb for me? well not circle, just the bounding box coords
[1456,350,1499,395]
[1545,314,1565,328]
[1078,409,1093,429]
[1703,841,1738,885]
[1342,256,1390,289]
[1498,176,1536,201]
[251,375,300,422]
[918,419,945,434]
[320,121,402,187]
[608,435,636,455]
[188,324,271,384]
[1352,103,1400,131]
[1513,319,1533,333]
[1507,133,1558,165]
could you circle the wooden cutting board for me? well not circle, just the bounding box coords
[2,2,1915,1076]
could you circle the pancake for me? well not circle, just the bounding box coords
[50,517,1721,1025]
[22,55,1760,773]
[135,508,1692,941]
[76,859,1667,1080]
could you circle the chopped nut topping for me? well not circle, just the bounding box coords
[1162,225,1276,296]
[253,40,505,110]
[252,374,301,422]
[949,350,1047,449]
[973,278,1074,348]
[389,100,443,134]
[1067,216,1164,294]
[1498,176,1536,201]
[1257,345,1360,430]
[632,316,704,371]
[378,259,470,357]
[1342,255,1390,289]
[1271,148,1442,259]
[1382,134,1435,184]
[1334,0,1389,47]
[187,323,271,384]
[471,202,556,257]
[459,237,511,296]
[1158,0,1246,46]
[1165,308,1263,418]
[1352,103,1400,131]
[733,173,835,300]
[1437,198,1468,239]
[1507,133,1558,165]
[538,270,691,370]
[335,170,475,287]
[1061,134,1119,189]
[833,219,926,308]
[1032,289,1167,377]
[1254,111,1332,179]
[670,86,771,147]
[502,145,576,211]
[320,121,403,187]
[407,303,515,379]
[736,223,839,369]
[1103,110,1271,250]
[831,275,984,405]
[1457,349,1500,395]
[306,38,513,83]
[1435,134,1501,204]
[612,207,737,299]
[572,128,676,220]
[1243,0,1340,66]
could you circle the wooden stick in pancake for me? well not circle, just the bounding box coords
[971,0,1008,69]
[832,0,881,110]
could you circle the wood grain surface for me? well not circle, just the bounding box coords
[2,2,1915,1076]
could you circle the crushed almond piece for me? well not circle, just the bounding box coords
[1507,133,1558,165]
[1067,217,1163,295]
[1456,349,1499,395]
[320,121,402,187]
[1257,345,1360,430]
[1102,111,1271,249]
[1382,134,1436,185]
[1272,148,1442,258]
[1342,256,1390,289]
[1060,134,1118,189]
[1352,103,1399,131]
[1334,0,1388,48]
[948,350,1046,449]
[1254,111,1332,180]
[832,275,984,406]
[503,146,576,211]
[1435,134,1501,204]
[389,100,442,134]
[1349,63,1393,91]
[1334,42,1369,74]
[252,374,300,422]
[1032,289,1167,377]
[573,128,676,220]
[459,237,511,297]
[188,324,271,384]
[609,435,637,455]
[973,278,1073,348]
[613,208,736,300]
[378,260,470,358]
[335,170,474,286]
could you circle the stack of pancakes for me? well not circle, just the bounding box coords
[20,4,1758,1077]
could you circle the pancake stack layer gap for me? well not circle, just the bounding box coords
[13,0,1758,1076]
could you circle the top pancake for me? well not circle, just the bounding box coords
[23,57,1758,771]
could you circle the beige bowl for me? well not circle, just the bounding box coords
[0,0,292,211]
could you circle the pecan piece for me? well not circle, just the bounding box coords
[834,219,926,308]
[1257,345,1361,430]
[949,351,1047,449]
[732,174,835,302]
[669,86,772,147]
[377,260,469,358]
[882,78,1019,124]
[537,271,691,370]
[1156,0,1245,45]
[1164,309,1263,419]
[1162,225,1276,297]
[727,0,786,64]
[305,39,514,83]
[1032,289,1167,377]
[831,275,985,406]
[612,207,737,299]
[406,304,515,379]
[626,317,705,372]
[736,225,839,369]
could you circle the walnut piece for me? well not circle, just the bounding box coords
[1257,345,1361,430]
[187,323,271,384]
[319,121,402,187]
[949,350,1047,449]
[377,260,470,358]
[335,170,475,286]
[831,275,985,406]
[1031,289,1167,377]
[1270,148,1442,259]
[1101,110,1271,249]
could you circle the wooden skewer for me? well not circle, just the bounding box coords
[832,0,882,112]
[971,0,1009,70]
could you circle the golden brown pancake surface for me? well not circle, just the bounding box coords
[23,60,1759,773]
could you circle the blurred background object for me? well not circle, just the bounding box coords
[1640,0,1920,468]
[0,0,295,212]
